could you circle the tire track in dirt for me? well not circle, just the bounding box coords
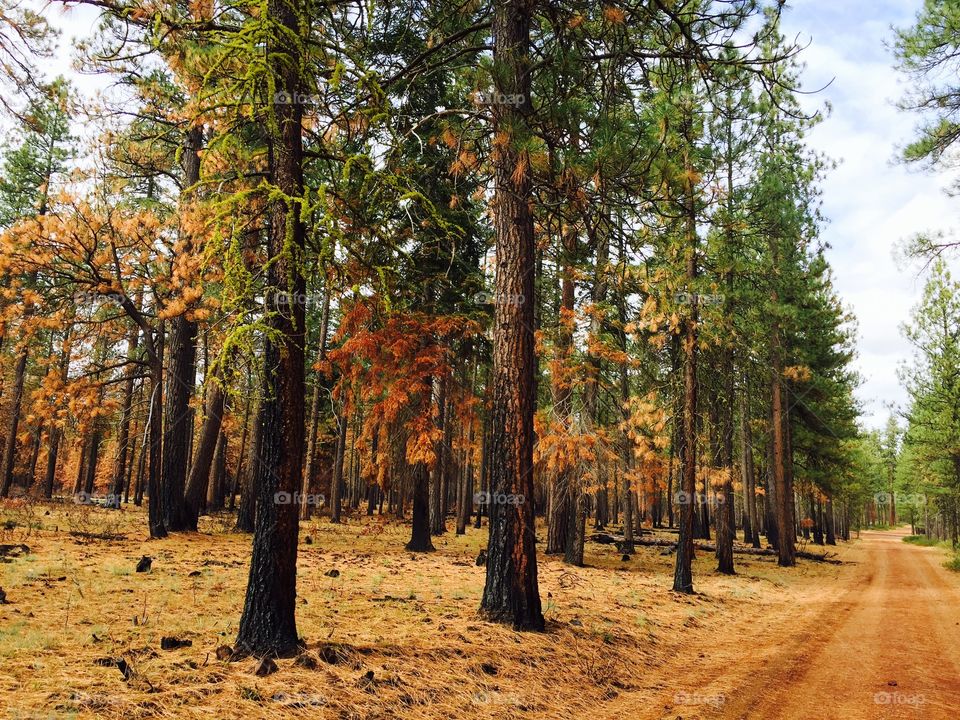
[603,528,960,720]
[716,528,960,719]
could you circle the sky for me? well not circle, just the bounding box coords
[780,0,960,429]
[31,0,959,431]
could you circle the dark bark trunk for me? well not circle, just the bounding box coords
[456,420,473,535]
[207,428,227,512]
[620,365,634,553]
[547,222,575,554]
[673,64,699,593]
[146,357,166,538]
[234,400,260,533]
[301,285,331,520]
[740,381,760,548]
[235,3,306,655]
[825,494,837,545]
[160,126,202,532]
[406,459,435,551]
[770,339,794,566]
[716,350,735,575]
[474,415,488,530]
[82,428,102,495]
[43,329,73,499]
[110,324,140,507]
[329,409,346,523]
[160,311,197,530]
[430,376,447,535]
[72,437,86,496]
[0,345,29,497]
[43,427,61,499]
[479,0,543,631]
[183,378,226,529]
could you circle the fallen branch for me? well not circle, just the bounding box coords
[590,533,842,564]
[69,531,127,542]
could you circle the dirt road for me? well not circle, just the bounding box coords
[715,528,960,719]
[608,527,960,720]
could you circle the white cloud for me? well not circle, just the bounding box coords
[784,0,960,429]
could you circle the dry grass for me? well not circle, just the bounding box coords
[0,499,854,720]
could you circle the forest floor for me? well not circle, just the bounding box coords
[0,500,955,720]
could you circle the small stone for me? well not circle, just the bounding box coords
[324,569,340,578]
[294,652,319,669]
[215,645,234,661]
[254,657,278,676]
[318,644,347,665]
[160,636,192,650]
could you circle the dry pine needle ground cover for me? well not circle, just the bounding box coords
[0,499,853,720]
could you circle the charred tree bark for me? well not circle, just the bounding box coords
[160,126,203,532]
[235,0,306,656]
[406,459,435,551]
[479,0,544,632]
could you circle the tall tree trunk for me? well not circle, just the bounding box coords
[673,61,699,593]
[301,284,331,520]
[0,343,29,497]
[182,377,226,529]
[43,427,62,499]
[456,419,473,535]
[234,400,260,533]
[825,494,837,545]
[82,426,102,495]
[329,409,346,523]
[406,458,435,551]
[160,126,203,532]
[430,376,447,535]
[547,223,576,554]
[769,331,795,566]
[146,356,166,538]
[474,414,489,530]
[479,0,544,631]
[716,348,735,574]
[235,0,306,656]
[110,323,140,507]
[740,382,761,548]
[207,428,227,512]
[43,327,73,499]
[620,363,634,553]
